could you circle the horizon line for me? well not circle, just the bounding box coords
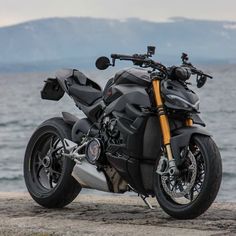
[1,16,236,29]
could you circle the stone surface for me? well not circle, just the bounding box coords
[0,193,235,235]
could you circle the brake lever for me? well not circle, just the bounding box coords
[204,74,213,79]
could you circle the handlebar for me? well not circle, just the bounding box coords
[111,53,167,74]
[111,53,149,64]
[109,52,213,87]
[111,54,133,60]
[190,67,213,79]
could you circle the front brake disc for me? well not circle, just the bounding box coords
[161,150,197,198]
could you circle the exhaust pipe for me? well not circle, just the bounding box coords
[72,160,110,192]
[63,138,110,192]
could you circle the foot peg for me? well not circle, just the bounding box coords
[64,139,78,152]
[62,139,87,164]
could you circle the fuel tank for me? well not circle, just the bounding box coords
[103,67,151,106]
[114,67,151,86]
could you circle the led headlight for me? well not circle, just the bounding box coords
[166,94,200,110]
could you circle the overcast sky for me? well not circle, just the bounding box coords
[0,0,236,27]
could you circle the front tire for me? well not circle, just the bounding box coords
[154,135,222,219]
[24,117,81,208]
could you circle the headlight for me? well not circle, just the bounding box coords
[166,94,199,110]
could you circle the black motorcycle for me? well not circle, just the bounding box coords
[24,46,222,219]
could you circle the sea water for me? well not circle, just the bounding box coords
[0,66,235,201]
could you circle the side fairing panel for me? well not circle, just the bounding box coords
[105,84,151,115]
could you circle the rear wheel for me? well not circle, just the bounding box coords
[154,135,222,219]
[24,117,81,208]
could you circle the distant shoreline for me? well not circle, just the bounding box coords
[0,192,235,235]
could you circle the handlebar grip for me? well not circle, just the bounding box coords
[111,54,118,59]
[191,68,213,79]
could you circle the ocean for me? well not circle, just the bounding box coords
[0,65,235,201]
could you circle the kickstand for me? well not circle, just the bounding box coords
[140,194,154,210]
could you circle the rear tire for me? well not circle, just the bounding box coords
[154,135,222,219]
[24,117,81,208]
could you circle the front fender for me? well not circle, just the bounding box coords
[171,126,211,164]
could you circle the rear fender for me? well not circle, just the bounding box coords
[171,126,211,164]
[62,112,79,126]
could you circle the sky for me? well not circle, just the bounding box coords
[0,0,236,27]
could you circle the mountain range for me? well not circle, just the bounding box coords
[0,17,236,72]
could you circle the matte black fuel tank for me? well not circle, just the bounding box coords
[103,68,151,105]
[114,68,151,86]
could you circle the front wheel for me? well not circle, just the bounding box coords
[154,135,222,219]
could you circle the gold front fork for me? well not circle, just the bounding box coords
[152,79,173,161]
[185,118,193,126]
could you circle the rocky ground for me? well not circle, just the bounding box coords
[0,192,235,235]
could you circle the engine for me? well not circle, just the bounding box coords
[85,116,122,165]
[100,116,128,193]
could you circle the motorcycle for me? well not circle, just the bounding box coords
[24,46,222,219]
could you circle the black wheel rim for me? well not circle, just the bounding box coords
[30,131,64,193]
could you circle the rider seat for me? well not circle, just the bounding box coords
[56,69,102,106]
